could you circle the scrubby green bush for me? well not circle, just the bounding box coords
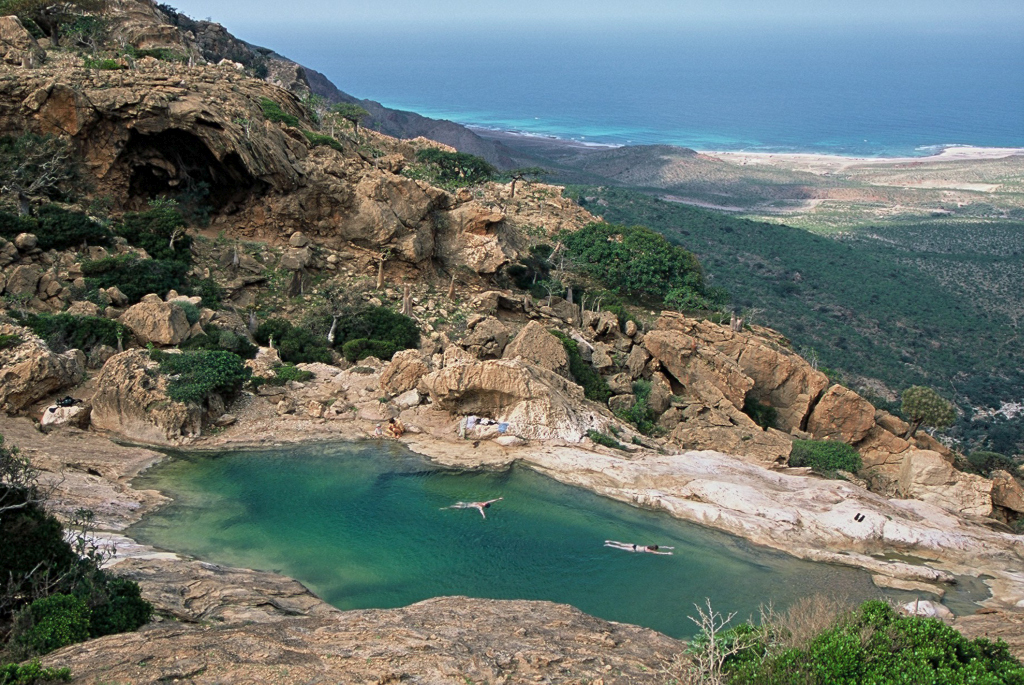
[789,439,862,475]
[743,396,778,430]
[253,364,313,388]
[12,312,119,353]
[901,385,956,437]
[174,301,201,325]
[586,429,627,451]
[0,660,71,684]
[11,595,91,657]
[114,206,189,262]
[254,318,332,364]
[180,325,257,359]
[964,451,1018,477]
[0,209,36,241]
[85,577,152,638]
[31,205,111,251]
[727,600,1024,684]
[303,130,344,152]
[81,255,189,304]
[550,330,612,403]
[82,57,123,70]
[615,379,659,435]
[413,148,496,187]
[260,97,299,127]
[150,349,251,405]
[329,306,420,354]
[189,278,223,308]
[0,333,22,349]
[341,338,401,363]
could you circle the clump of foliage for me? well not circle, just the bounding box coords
[586,429,627,451]
[254,318,332,365]
[0,133,82,213]
[0,0,106,43]
[1,434,152,663]
[330,103,369,133]
[413,148,496,188]
[341,338,402,363]
[179,324,257,359]
[260,97,299,127]
[114,206,189,263]
[743,396,778,430]
[0,210,36,240]
[302,131,344,152]
[560,222,722,311]
[0,660,72,684]
[962,451,1018,478]
[123,46,186,62]
[149,349,251,405]
[328,306,419,360]
[901,385,956,438]
[0,333,22,350]
[10,312,119,354]
[81,57,122,70]
[615,379,659,435]
[725,600,1024,684]
[81,255,189,305]
[506,244,553,291]
[174,301,201,326]
[788,439,862,475]
[253,364,313,388]
[550,330,612,403]
[0,205,111,251]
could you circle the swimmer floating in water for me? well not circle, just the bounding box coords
[604,540,674,555]
[443,497,503,519]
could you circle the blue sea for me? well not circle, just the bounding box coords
[253,23,1024,157]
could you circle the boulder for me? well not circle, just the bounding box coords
[897,449,992,517]
[643,329,752,409]
[461,316,509,359]
[625,345,649,379]
[502,321,570,377]
[14,232,37,251]
[0,16,45,67]
[606,373,634,396]
[393,389,422,410]
[806,385,876,443]
[420,359,610,442]
[666,401,794,466]
[121,301,190,346]
[590,342,614,371]
[380,349,431,395]
[608,394,636,414]
[901,600,953,620]
[40,404,89,432]
[90,350,203,444]
[991,470,1024,514]
[4,265,41,297]
[66,300,103,317]
[0,323,84,413]
[87,344,117,369]
[280,247,312,271]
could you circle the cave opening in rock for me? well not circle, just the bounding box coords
[123,128,262,216]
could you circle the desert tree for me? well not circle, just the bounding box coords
[900,385,956,438]
[506,166,549,199]
[0,133,81,215]
[331,103,370,135]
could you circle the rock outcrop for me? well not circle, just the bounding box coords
[379,348,431,395]
[502,320,570,377]
[120,300,191,346]
[90,350,202,444]
[0,16,45,67]
[0,322,84,413]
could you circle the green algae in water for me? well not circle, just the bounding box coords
[129,441,917,638]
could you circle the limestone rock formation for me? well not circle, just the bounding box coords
[121,300,191,346]
[897,449,993,517]
[0,16,45,67]
[421,359,609,441]
[380,348,431,395]
[90,350,202,444]
[0,322,84,413]
[991,470,1024,514]
[461,316,509,359]
[502,320,570,377]
[39,404,89,432]
[807,385,877,443]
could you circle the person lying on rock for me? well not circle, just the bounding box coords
[443,497,503,518]
[604,540,673,555]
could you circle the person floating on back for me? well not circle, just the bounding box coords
[443,497,503,518]
[604,540,673,555]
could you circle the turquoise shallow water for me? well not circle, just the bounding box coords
[128,441,972,637]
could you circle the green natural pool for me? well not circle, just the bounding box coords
[128,441,971,638]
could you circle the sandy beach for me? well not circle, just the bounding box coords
[696,146,1024,174]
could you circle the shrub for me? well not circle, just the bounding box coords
[550,330,612,403]
[254,318,332,365]
[0,333,22,349]
[12,312,119,353]
[114,207,189,263]
[82,58,123,70]
[341,338,401,363]
[174,301,201,325]
[789,439,862,475]
[0,660,72,684]
[12,594,91,657]
[30,205,111,251]
[189,277,223,308]
[179,325,256,359]
[586,429,627,451]
[615,379,659,435]
[254,364,314,388]
[0,209,36,242]
[727,600,1024,684]
[86,577,151,638]
[260,97,299,127]
[743,396,778,430]
[329,306,420,353]
[150,349,251,405]
[81,255,189,304]
[964,451,1017,478]
[414,148,496,187]
[303,130,344,152]
[901,385,956,437]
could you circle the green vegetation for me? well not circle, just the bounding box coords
[962,451,1018,478]
[179,324,257,359]
[0,206,111,251]
[81,255,190,305]
[303,130,345,152]
[341,338,402,363]
[560,222,722,311]
[0,334,22,350]
[788,439,862,475]
[330,103,369,132]
[260,98,299,127]
[724,600,1024,684]
[901,385,956,438]
[0,660,71,684]
[550,330,612,403]
[82,57,122,70]
[615,380,659,435]
[114,206,189,262]
[567,186,1024,457]
[254,364,313,388]
[0,134,81,212]
[411,149,496,188]
[586,429,627,451]
[254,318,332,364]
[1,434,151,665]
[743,397,778,430]
[10,312,119,354]
[149,349,251,405]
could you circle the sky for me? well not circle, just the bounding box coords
[163,0,1024,33]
